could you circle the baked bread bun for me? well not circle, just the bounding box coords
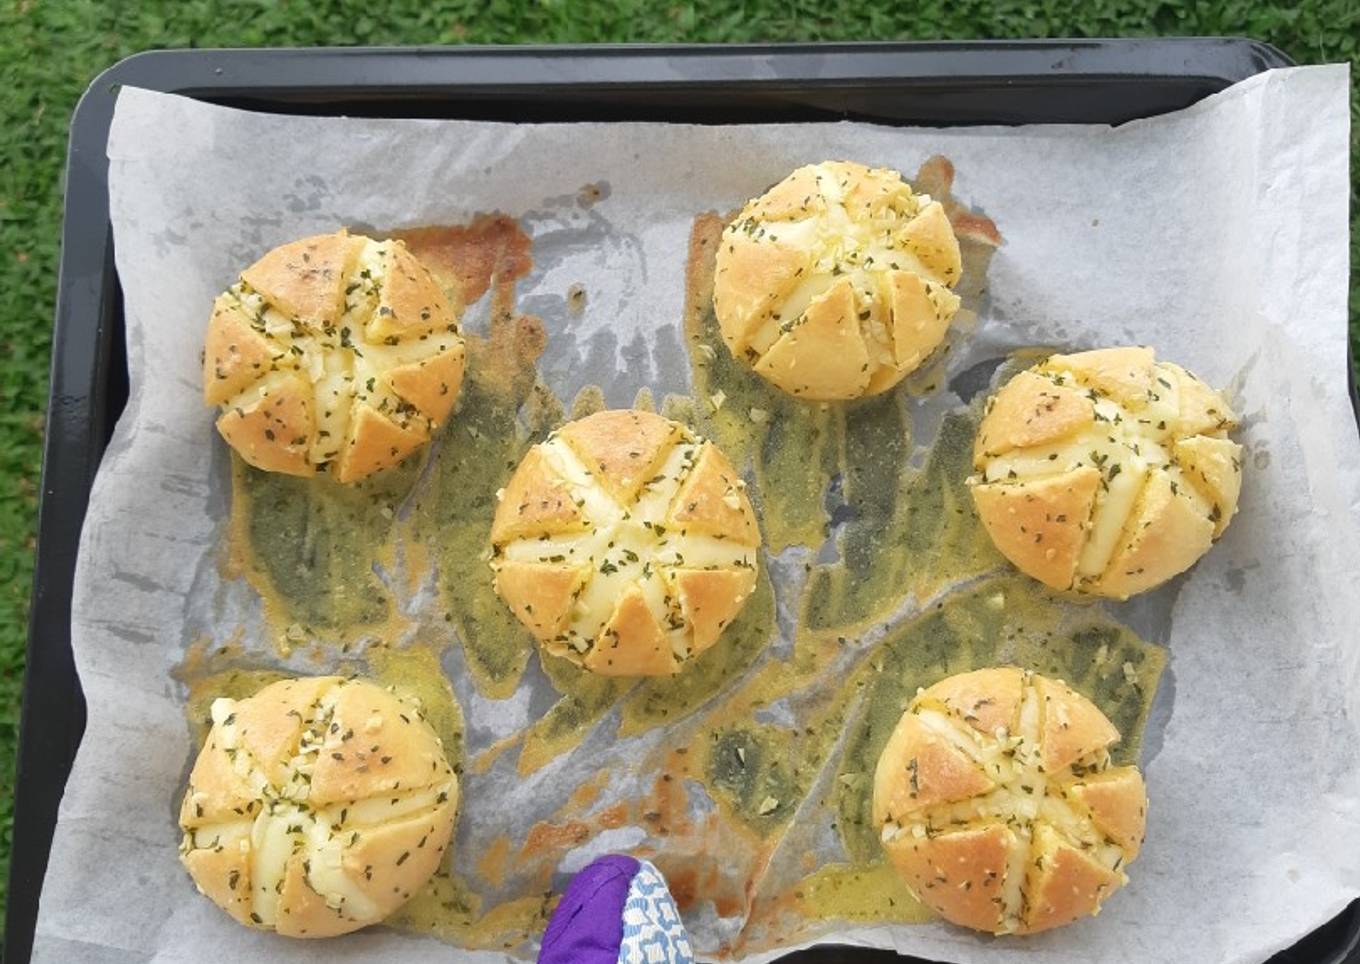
[713,161,962,401]
[490,409,760,676]
[970,347,1241,599]
[873,668,1147,935]
[202,230,466,483]
[178,676,458,937]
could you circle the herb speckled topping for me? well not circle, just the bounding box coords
[177,676,458,938]
[489,409,761,677]
[201,231,466,483]
[970,346,1242,599]
[873,667,1147,935]
[713,160,963,401]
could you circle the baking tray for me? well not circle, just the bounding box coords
[7,40,1358,964]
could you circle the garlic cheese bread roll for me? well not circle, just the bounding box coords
[713,161,962,401]
[873,668,1147,935]
[178,677,458,938]
[490,409,760,676]
[203,230,466,483]
[970,347,1241,599]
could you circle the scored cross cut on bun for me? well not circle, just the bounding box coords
[969,346,1242,599]
[713,160,963,401]
[202,230,466,483]
[872,667,1147,935]
[489,409,761,677]
[177,676,458,937]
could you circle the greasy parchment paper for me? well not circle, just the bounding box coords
[34,66,1359,964]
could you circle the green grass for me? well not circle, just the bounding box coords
[0,0,1355,934]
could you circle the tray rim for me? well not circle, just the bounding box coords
[7,37,1357,964]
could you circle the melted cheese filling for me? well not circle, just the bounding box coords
[496,435,756,661]
[180,685,454,928]
[976,364,1217,584]
[879,675,1127,933]
[732,173,948,375]
[219,238,461,467]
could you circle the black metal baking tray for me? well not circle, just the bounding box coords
[7,40,1358,964]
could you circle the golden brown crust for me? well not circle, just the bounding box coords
[310,683,453,806]
[179,677,457,938]
[206,231,466,483]
[883,823,1014,933]
[973,346,1240,598]
[490,445,587,544]
[714,161,961,401]
[215,373,316,477]
[1019,824,1122,935]
[182,836,254,927]
[240,232,365,326]
[713,235,810,355]
[1096,472,1216,600]
[273,851,352,938]
[366,242,456,341]
[339,801,457,918]
[970,468,1102,591]
[334,403,430,484]
[899,201,961,285]
[872,712,994,825]
[1034,674,1120,774]
[914,666,1024,738]
[492,410,760,677]
[231,676,337,787]
[746,164,826,222]
[202,294,277,406]
[665,567,758,655]
[386,342,466,426]
[873,668,1145,936]
[492,562,589,639]
[559,409,684,504]
[753,278,871,400]
[1043,346,1156,406]
[1067,767,1147,858]
[888,271,958,371]
[179,735,255,828]
[583,586,678,676]
[1173,435,1243,536]
[973,370,1095,464]
[666,442,759,544]
[1167,363,1238,435]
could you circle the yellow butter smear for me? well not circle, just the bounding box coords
[209,176,1166,956]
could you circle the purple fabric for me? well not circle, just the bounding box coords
[538,854,640,964]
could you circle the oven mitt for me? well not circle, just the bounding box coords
[539,854,695,964]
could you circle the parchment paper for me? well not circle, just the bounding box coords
[33,65,1359,964]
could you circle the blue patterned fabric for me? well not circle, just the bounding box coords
[617,859,694,964]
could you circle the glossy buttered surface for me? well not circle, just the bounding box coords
[873,668,1147,935]
[970,346,1241,598]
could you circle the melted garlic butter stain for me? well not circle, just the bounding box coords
[227,453,421,641]
[400,218,556,700]
[386,872,556,952]
[793,862,930,924]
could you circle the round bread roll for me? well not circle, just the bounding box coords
[873,668,1147,935]
[712,160,963,401]
[490,409,760,676]
[970,347,1242,599]
[202,230,466,483]
[178,676,458,937]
